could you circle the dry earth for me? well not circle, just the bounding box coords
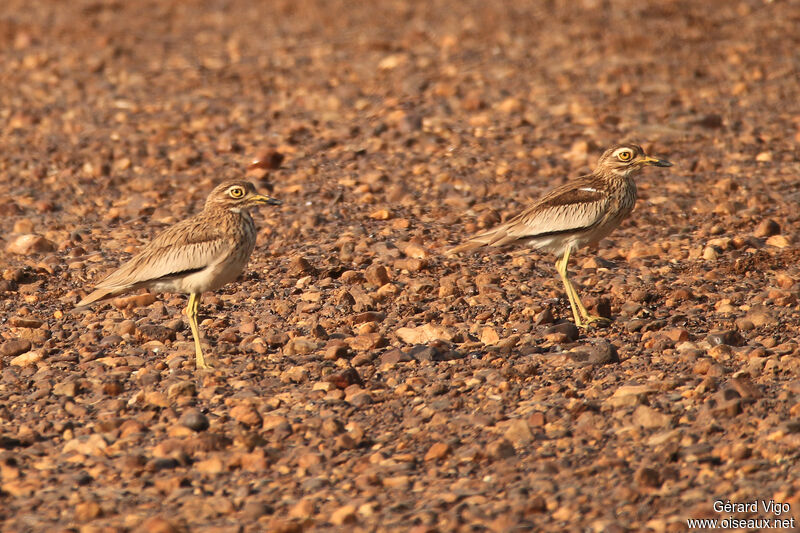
[2,0,800,531]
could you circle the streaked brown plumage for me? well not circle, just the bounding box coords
[76,180,281,369]
[449,143,672,327]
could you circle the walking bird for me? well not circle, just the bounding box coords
[449,143,672,327]
[76,180,281,369]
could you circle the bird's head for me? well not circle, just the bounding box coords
[596,143,672,177]
[206,180,282,211]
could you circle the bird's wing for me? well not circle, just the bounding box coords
[89,217,232,292]
[449,178,608,253]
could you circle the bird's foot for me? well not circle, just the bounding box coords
[196,361,214,370]
[577,315,612,329]
[195,352,214,370]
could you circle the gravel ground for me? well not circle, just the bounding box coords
[2,0,800,531]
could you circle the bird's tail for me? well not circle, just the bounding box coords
[74,286,128,310]
[447,226,514,256]
[446,239,489,256]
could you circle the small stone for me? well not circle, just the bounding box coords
[766,234,791,248]
[6,234,56,255]
[702,246,719,261]
[480,327,500,345]
[695,113,723,129]
[424,442,451,461]
[351,353,374,366]
[754,218,780,237]
[486,438,515,459]
[63,434,109,456]
[324,340,351,360]
[729,376,762,399]
[369,208,391,220]
[281,366,309,383]
[534,308,555,325]
[1,339,32,358]
[347,333,386,351]
[587,340,619,365]
[195,456,225,474]
[283,337,317,355]
[365,264,390,286]
[180,409,209,432]
[289,499,315,520]
[288,255,316,276]
[330,504,357,526]
[112,293,157,309]
[503,419,534,447]
[242,501,274,521]
[745,305,775,327]
[706,330,743,347]
[133,517,182,533]
[9,316,43,328]
[248,148,284,170]
[167,381,196,400]
[606,385,655,408]
[230,402,262,427]
[75,501,103,522]
[632,405,673,429]
[10,350,44,367]
[326,367,363,388]
[382,475,411,489]
[544,323,579,343]
[347,391,374,407]
[380,348,414,365]
[53,381,80,397]
[634,467,662,488]
[350,311,385,324]
[395,324,454,344]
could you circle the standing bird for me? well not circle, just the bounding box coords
[448,143,672,328]
[76,180,281,369]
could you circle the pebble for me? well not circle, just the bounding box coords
[503,419,534,447]
[180,409,210,432]
[74,501,103,522]
[6,234,56,255]
[230,402,262,427]
[486,438,516,459]
[634,467,662,488]
[330,505,357,526]
[587,340,619,365]
[544,323,580,343]
[281,366,309,383]
[380,348,414,365]
[133,517,183,533]
[283,337,317,355]
[424,442,452,461]
[395,324,454,344]
[754,218,780,237]
[365,264,390,286]
[9,350,44,367]
[0,339,32,358]
[632,405,673,429]
[706,330,744,347]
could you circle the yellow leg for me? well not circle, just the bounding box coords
[186,292,210,369]
[555,249,583,327]
[555,248,610,328]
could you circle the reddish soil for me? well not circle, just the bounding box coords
[2,1,800,531]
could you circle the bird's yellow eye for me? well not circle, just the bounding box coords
[617,150,633,162]
[228,186,245,199]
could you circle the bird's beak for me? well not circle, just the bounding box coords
[251,194,282,206]
[641,156,672,167]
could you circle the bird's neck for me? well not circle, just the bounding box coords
[228,206,253,224]
[603,167,639,180]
